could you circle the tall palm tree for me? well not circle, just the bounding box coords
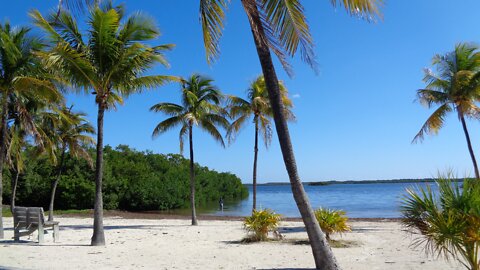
[31,2,175,245]
[40,106,95,221]
[199,1,382,268]
[227,75,294,211]
[151,74,229,225]
[413,43,480,179]
[0,22,62,239]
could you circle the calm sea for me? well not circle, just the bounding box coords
[203,182,440,218]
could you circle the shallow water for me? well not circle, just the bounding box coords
[201,182,440,218]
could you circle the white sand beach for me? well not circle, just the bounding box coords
[0,216,462,270]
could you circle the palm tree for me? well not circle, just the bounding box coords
[31,2,175,245]
[0,22,62,239]
[227,75,294,211]
[199,1,382,268]
[413,43,480,179]
[6,126,26,212]
[401,175,480,270]
[151,74,229,225]
[40,106,95,221]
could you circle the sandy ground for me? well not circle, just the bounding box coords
[0,216,462,270]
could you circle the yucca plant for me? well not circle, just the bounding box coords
[244,208,282,241]
[314,208,351,241]
[401,177,480,270]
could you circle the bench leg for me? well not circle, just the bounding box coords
[38,224,44,244]
[53,224,59,242]
[14,228,20,242]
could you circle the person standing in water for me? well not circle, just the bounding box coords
[219,197,224,211]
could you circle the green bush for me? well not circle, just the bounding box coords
[314,208,351,240]
[2,145,248,212]
[401,177,480,270]
[244,209,282,241]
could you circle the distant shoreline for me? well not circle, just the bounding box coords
[246,178,465,186]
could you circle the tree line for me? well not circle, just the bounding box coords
[2,144,248,212]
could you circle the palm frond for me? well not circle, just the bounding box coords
[329,0,383,21]
[413,103,452,143]
[152,116,183,138]
[199,0,229,64]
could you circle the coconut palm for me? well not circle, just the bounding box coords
[40,106,95,221]
[151,74,229,225]
[401,176,480,270]
[413,43,480,179]
[0,22,62,239]
[31,2,175,245]
[199,1,382,268]
[6,126,26,212]
[227,75,294,211]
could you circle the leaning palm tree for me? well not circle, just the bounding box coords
[413,43,480,179]
[151,74,229,225]
[199,1,382,268]
[40,106,95,221]
[401,175,480,270]
[228,75,294,211]
[31,2,175,245]
[0,22,62,239]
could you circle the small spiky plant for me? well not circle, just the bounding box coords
[244,209,281,241]
[314,208,351,241]
[401,176,480,270]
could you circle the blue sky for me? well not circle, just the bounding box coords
[2,1,480,183]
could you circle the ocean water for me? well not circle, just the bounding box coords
[205,182,440,218]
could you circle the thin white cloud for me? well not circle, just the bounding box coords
[291,93,301,99]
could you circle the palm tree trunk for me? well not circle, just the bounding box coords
[48,146,66,221]
[10,169,19,212]
[242,1,340,269]
[0,92,9,239]
[459,113,479,179]
[91,104,105,246]
[189,125,198,225]
[252,116,259,212]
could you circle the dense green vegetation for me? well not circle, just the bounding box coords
[2,145,248,211]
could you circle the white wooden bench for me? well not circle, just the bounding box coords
[13,207,59,243]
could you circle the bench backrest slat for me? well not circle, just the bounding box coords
[13,207,46,229]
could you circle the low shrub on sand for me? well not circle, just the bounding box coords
[314,208,351,240]
[244,209,281,241]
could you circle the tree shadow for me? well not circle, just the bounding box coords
[278,226,305,233]
[60,224,188,231]
[257,268,314,270]
[0,240,90,247]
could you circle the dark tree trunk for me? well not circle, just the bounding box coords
[459,113,479,179]
[241,1,340,269]
[0,92,9,239]
[91,104,105,246]
[252,116,259,212]
[48,146,66,221]
[189,125,198,225]
[10,169,19,212]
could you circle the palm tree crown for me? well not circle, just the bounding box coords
[228,75,294,146]
[151,74,229,153]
